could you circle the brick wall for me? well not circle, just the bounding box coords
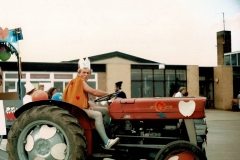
[187,65,199,97]
[214,65,233,110]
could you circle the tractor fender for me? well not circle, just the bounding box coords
[14,99,93,129]
[14,100,94,156]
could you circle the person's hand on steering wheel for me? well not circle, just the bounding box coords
[94,93,117,103]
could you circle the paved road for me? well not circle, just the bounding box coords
[205,109,240,160]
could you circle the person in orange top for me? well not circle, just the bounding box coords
[63,57,119,149]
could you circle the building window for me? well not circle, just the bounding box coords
[231,54,237,66]
[154,69,164,80]
[131,67,186,97]
[131,81,142,98]
[165,69,186,97]
[238,53,240,66]
[54,74,73,79]
[224,53,240,66]
[5,73,26,79]
[90,74,95,79]
[154,69,164,97]
[54,82,64,92]
[131,69,141,80]
[176,70,186,81]
[154,81,164,97]
[3,72,98,95]
[225,55,230,65]
[30,74,50,79]
[65,82,69,87]
[165,80,175,97]
[233,67,240,98]
[199,67,214,108]
[165,69,175,80]
[87,81,96,89]
[5,81,16,92]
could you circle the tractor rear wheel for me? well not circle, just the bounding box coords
[155,140,207,160]
[7,105,87,160]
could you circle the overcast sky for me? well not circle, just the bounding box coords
[1,0,240,66]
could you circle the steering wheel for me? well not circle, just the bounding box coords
[94,93,117,102]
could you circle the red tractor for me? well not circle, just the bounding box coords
[5,93,208,160]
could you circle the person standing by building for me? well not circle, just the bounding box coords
[47,87,57,99]
[38,84,44,91]
[174,87,187,97]
[115,81,127,98]
[51,92,63,101]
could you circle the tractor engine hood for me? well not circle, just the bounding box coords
[109,97,206,120]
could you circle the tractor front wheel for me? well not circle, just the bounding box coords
[7,105,87,160]
[155,140,207,160]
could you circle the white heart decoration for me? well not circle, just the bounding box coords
[168,156,179,160]
[39,125,57,139]
[178,100,196,117]
[25,135,34,152]
[51,143,67,160]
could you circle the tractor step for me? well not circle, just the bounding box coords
[116,135,178,139]
[101,145,116,151]
[0,139,8,160]
[92,153,113,158]
[117,143,165,149]
[0,139,7,151]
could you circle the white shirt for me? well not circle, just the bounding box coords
[237,94,240,99]
[174,92,183,97]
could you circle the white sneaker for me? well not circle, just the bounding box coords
[104,137,119,149]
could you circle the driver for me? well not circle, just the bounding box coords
[62,57,119,149]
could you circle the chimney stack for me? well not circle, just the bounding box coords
[217,31,231,65]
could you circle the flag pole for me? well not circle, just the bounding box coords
[15,28,23,100]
